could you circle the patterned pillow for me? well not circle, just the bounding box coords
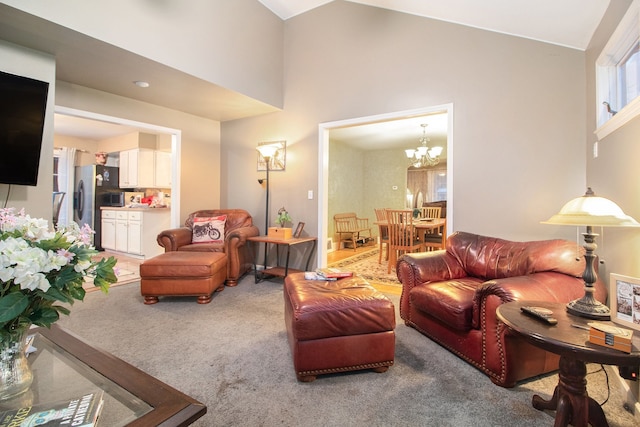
[192,215,226,244]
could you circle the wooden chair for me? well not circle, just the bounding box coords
[423,220,446,251]
[385,209,424,274]
[420,206,441,219]
[374,208,389,264]
[333,213,371,251]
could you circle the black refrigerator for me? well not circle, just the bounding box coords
[73,165,123,251]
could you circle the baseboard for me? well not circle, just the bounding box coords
[612,369,640,422]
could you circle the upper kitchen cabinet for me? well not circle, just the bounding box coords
[120,148,155,188]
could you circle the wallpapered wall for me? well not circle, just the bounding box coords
[328,139,409,246]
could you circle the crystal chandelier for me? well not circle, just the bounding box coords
[405,124,443,167]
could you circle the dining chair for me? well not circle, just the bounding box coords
[420,206,442,219]
[423,219,446,251]
[385,209,424,274]
[374,208,389,264]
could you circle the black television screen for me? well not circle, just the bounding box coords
[0,70,49,186]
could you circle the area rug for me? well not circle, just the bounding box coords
[328,247,400,286]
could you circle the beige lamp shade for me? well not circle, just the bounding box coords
[257,144,279,159]
[542,188,640,227]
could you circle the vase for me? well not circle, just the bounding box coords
[0,323,33,401]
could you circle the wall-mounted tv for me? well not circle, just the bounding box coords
[0,70,49,186]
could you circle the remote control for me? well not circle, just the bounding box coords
[520,306,558,325]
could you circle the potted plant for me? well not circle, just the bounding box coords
[269,207,293,239]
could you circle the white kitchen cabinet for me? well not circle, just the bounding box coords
[101,210,116,250]
[119,149,154,188]
[154,151,172,188]
[103,208,170,259]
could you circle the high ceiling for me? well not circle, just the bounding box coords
[258,0,610,50]
[1,1,612,145]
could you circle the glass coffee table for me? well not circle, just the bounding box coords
[0,324,206,426]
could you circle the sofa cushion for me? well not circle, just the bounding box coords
[192,215,226,244]
[410,277,483,331]
[447,232,584,280]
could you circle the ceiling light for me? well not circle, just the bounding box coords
[405,124,442,167]
[134,81,150,88]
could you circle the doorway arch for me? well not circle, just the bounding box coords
[317,104,454,267]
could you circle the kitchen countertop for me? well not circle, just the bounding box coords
[101,206,170,211]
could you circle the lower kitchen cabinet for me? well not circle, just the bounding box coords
[101,208,170,259]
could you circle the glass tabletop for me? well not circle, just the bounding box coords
[0,325,205,426]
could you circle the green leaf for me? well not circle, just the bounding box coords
[0,293,29,322]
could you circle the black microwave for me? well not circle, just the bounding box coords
[99,192,125,207]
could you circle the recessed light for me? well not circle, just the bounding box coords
[134,81,150,88]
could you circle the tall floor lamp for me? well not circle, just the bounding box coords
[257,144,279,234]
[542,187,640,319]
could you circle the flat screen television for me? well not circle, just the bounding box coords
[0,70,50,186]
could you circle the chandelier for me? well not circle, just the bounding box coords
[405,124,443,167]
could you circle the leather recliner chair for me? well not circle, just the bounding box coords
[396,231,607,387]
[156,209,259,286]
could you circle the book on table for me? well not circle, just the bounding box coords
[0,389,104,427]
[316,268,354,279]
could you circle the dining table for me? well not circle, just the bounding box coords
[374,217,447,246]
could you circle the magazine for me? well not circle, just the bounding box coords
[315,268,354,279]
[0,390,104,427]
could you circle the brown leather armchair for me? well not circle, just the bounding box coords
[396,231,607,387]
[156,209,259,286]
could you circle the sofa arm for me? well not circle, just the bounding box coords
[223,225,260,285]
[157,227,192,252]
[396,251,467,317]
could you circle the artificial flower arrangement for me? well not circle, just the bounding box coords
[0,208,117,339]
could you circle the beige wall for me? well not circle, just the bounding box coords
[0,40,55,220]
[0,0,283,107]
[55,82,221,225]
[584,0,639,281]
[221,1,588,266]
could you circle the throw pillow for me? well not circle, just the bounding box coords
[192,215,226,244]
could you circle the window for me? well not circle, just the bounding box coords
[596,0,640,139]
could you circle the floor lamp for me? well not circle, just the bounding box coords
[542,187,640,319]
[257,144,279,235]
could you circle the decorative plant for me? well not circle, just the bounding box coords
[275,207,292,228]
[413,208,421,218]
[0,208,118,339]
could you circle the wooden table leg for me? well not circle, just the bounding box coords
[531,355,608,427]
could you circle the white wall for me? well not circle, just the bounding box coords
[221,1,588,267]
[0,40,55,220]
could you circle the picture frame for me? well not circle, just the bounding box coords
[257,141,286,171]
[609,273,640,331]
[293,222,305,238]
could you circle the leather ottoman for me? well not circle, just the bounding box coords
[283,273,396,382]
[140,252,227,304]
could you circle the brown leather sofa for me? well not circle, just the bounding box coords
[396,231,606,387]
[156,209,259,286]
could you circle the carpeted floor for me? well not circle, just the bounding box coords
[56,275,639,427]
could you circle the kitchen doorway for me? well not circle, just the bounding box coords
[53,106,182,229]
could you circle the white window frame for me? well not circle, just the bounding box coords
[596,0,640,140]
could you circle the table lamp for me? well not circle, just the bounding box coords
[542,187,640,319]
[257,144,279,235]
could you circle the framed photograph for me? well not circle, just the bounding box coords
[257,141,286,171]
[609,273,640,331]
[293,222,305,238]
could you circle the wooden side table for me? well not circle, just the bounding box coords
[247,235,317,283]
[497,301,640,427]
